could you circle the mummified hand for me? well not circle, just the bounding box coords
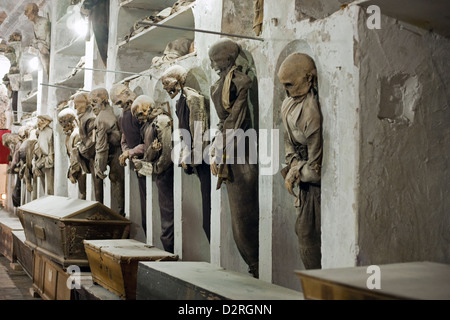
[285,165,301,197]
[210,161,218,176]
[119,150,129,167]
[151,138,162,151]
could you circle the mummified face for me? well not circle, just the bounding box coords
[110,84,136,109]
[161,65,187,99]
[278,53,317,99]
[58,109,77,135]
[89,88,109,116]
[73,93,89,117]
[208,39,240,75]
[131,95,155,123]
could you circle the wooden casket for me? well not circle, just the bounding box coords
[0,217,23,262]
[19,196,131,268]
[12,230,33,276]
[84,239,178,300]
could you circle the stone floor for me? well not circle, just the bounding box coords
[0,206,39,301]
[0,255,40,300]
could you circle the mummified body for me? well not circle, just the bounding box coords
[208,38,259,278]
[278,52,322,270]
[33,115,54,195]
[73,92,104,203]
[110,84,147,233]
[90,88,125,216]
[131,95,174,253]
[161,65,211,242]
[57,107,86,199]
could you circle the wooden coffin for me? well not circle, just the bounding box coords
[12,230,33,277]
[33,250,73,300]
[19,196,131,267]
[295,261,450,300]
[84,239,178,300]
[136,261,304,300]
[0,216,23,262]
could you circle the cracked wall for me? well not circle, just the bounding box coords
[357,9,450,265]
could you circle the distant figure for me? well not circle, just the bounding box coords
[24,3,50,75]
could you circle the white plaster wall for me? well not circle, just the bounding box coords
[248,1,361,289]
[356,11,450,265]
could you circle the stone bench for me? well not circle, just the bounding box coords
[136,261,304,300]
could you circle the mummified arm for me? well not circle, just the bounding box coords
[152,115,173,175]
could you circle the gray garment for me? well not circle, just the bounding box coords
[94,105,124,215]
[77,109,103,203]
[281,90,322,270]
[34,126,54,170]
[141,114,174,252]
[94,105,122,177]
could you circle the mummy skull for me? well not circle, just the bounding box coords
[110,83,137,108]
[277,53,317,98]
[161,65,187,99]
[89,88,109,116]
[58,108,77,135]
[131,95,155,123]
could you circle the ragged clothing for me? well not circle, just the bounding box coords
[34,126,54,171]
[281,90,323,270]
[138,113,174,253]
[175,88,211,242]
[77,109,96,162]
[210,66,254,186]
[94,105,122,178]
[282,91,322,186]
[64,127,84,184]
[119,106,147,231]
[119,108,144,158]
[210,65,259,277]
[140,114,173,175]
[176,87,208,166]
[76,108,104,203]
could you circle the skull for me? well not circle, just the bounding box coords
[73,92,90,117]
[2,133,20,149]
[57,108,77,135]
[18,125,31,141]
[161,65,187,99]
[277,53,317,99]
[171,0,195,14]
[208,38,240,74]
[89,88,109,116]
[37,115,52,131]
[24,3,39,21]
[110,83,137,109]
[131,95,155,123]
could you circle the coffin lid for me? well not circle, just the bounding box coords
[18,195,128,221]
[84,239,178,261]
